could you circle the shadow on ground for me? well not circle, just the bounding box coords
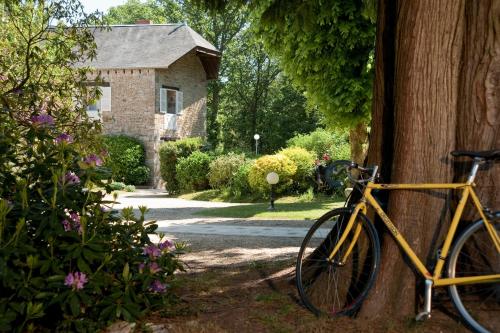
[147,261,470,333]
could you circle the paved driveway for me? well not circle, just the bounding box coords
[109,189,316,270]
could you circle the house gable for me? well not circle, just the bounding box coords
[82,24,220,80]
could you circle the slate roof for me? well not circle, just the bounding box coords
[82,24,220,71]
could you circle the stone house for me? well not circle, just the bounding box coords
[83,23,220,187]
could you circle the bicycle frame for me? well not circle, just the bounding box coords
[327,181,500,287]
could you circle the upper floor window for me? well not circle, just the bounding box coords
[160,87,183,115]
[87,85,111,120]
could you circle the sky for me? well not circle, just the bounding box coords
[80,0,128,14]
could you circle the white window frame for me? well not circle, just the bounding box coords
[86,85,111,120]
[159,87,183,115]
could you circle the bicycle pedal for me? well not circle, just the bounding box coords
[415,311,431,321]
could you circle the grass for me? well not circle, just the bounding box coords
[192,194,345,220]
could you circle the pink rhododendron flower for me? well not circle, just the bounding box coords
[65,272,88,290]
[150,280,167,293]
[159,239,174,250]
[55,133,73,144]
[64,171,80,185]
[62,219,71,231]
[143,245,161,258]
[149,262,161,273]
[30,114,54,127]
[62,209,82,233]
[83,154,103,167]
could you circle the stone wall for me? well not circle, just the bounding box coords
[94,51,208,188]
[155,50,207,139]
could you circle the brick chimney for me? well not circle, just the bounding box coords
[135,19,151,25]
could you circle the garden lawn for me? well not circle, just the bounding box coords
[192,195,345,220]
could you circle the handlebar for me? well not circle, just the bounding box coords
[346,162,379,184]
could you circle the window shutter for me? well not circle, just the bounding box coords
[176,91,183,115]
[100,86,111,112]
[160,88,167,113]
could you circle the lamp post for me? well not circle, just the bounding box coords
[253,134,260,155]
[266,172,279,211]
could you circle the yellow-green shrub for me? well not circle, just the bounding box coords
[248,154,297,195]
[280,147,315,191]
[208,153,246,189]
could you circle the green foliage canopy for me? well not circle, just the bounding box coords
[106,0,184,24]
[254,0,376,127]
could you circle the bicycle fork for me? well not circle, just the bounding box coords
[415,280,433,321]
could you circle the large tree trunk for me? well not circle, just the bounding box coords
[361,0,500,319]
[349,122,368,165]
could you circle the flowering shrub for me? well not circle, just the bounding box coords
[0,108,184,332]
[0,2,183,332]
[248,154,297,195]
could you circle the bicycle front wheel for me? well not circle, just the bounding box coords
[296,208,380,317]
[447,219,500,333]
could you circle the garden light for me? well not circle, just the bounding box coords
[266,171,279,211]
[254,133,260,155]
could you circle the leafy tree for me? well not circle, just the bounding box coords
[0,1,183,331]
[106,0,184,24]
[0,0,102,150]
[195,0,376,162]
[175,0,248,146]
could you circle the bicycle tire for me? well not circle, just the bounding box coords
[296,207,380,317]
[447,219,500,333]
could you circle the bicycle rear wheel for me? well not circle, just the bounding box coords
[296,208,380,317]
[447,219,500,333]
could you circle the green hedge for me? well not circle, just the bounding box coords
[102,135,150,185]
[158,137,203,193]
[176,151,213,192]
[228,160,254,198]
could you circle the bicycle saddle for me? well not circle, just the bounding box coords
[451,149,500,160]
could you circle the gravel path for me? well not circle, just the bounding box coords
[109,190,315,270]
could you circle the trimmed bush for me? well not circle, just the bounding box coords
[109,181,126,191]
[228,160,254,198]
[248,154,297,195]
[176,151,213,192]
[208,153,246,189]
[286,128,350,160]
[159,137,203,193]
[103,135,150,185]
[280,147,316,191]
[175,137,204,157]
[124,184,136,192]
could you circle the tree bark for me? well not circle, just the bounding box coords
[349,121,368,165]
[361,0,499,319]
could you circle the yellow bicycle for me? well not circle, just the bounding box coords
[296,150,500,333]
